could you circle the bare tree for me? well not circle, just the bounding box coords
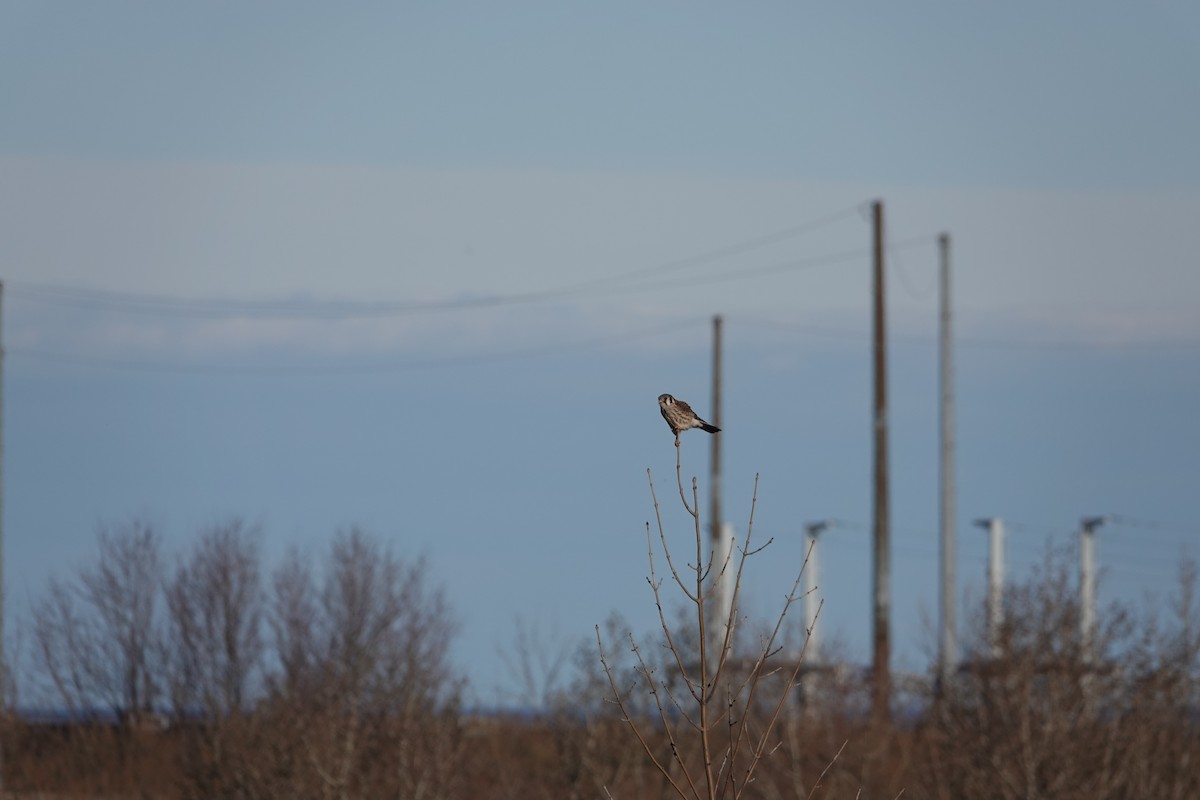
[31,519,164,723]
[257,528,464,800]
[30,576,92,718]
[496,616,573,711]
[161,519,266,799]
[912,549,1200,800]
[165,518,264,720]
[268,545,319,699]
[597,447,819,800]
[318,529,453,711]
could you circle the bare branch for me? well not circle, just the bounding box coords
[596,625,691,800]
[649,468,700,601]
[805,739,849,800]
[644,506,701,704]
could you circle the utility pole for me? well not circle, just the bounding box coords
[710,315,723,559]
[937,232,956,692]
[974,518,1005,659]
[708,315,726,660]
[0,281,5,795]
[799,520,832,717]
[713,522,737,657]
[1080,516,1108,664]
[871,199,891,722]
[803,520,833,666]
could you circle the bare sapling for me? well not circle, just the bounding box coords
[597,442,824,800]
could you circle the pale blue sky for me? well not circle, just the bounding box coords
[4,2,1199,185]
[3,2,1199,702]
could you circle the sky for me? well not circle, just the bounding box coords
[2,1,1199,705]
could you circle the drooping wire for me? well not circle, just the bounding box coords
[7,204,869,320]
[8,316,707,376]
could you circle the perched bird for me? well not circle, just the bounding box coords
[658,393,720,444]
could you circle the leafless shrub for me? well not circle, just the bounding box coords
[597,446,818,800]
[469,611,664,800]
[913,549,1200,800]
[251,527,465,800]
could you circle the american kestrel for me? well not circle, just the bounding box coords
[658,393,720,444]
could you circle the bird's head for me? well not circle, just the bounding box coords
[658,393,674,408]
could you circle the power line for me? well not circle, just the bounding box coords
[7,204,870,320]
[8,317,706,376]
[889,244,939,301]
[1108,513,1200,537]
[11,244,870,319]
[583,244,875,295]
[818,515,1196,563]
[728,316,1200,352]
[597,203,868,287]
[568,234,935,305]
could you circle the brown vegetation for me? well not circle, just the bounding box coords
[5,515,1199,798]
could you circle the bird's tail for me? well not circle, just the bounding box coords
[700,422,720,434]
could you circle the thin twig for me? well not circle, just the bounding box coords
[675,437,697,518]
[649,468,699,601]
[739,595,824,791]
[805,739,849,800]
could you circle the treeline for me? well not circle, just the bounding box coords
[15,520,463,798]
[6,523,1200,799]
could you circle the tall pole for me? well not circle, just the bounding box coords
[1080,516,1107,664]
[937,233,956,691]
[714,522,737,653]
[871,200,891,721]
[803,521,832,666]
[710,315,723,555]
[974,518,1005,659]
[0,278,4,791]
[987,518,1004,658]
[800,520,831,717]
[0,281,5,794]
[708,315,725,657]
